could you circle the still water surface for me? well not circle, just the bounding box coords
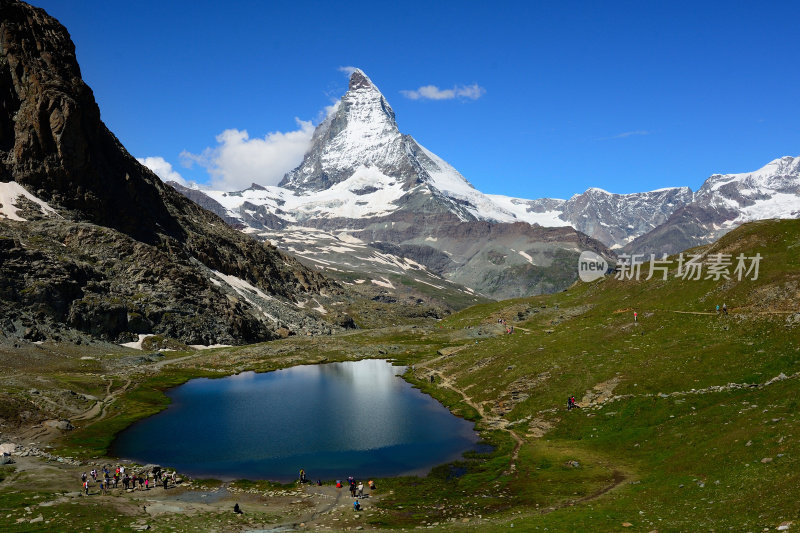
[112,360,478,481]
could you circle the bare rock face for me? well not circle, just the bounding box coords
[0,0,345,344]
[559,187,694,249]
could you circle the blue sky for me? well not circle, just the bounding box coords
[31,0,800,199]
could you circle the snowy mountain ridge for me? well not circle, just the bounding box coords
[168,69,799,259]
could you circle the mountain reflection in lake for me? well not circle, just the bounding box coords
[112,360,478,481]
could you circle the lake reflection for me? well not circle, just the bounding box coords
[112,360,478,481]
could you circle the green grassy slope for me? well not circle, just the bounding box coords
[417,219,799,531]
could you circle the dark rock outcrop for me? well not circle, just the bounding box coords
[0,0,344,344]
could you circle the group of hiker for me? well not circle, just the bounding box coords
[497,318,515,334]
[328,473,376,511]
[80,465,177,495]
[716,303,728,315]
[301,469,376,510]
[566,395,578,410]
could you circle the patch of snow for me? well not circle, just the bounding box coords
[120,334,153,350]
[189,344,233,350]
[336,232,364,244]
[517,250,534,264]
[354,279,366,284]
[212,270,273,301]
[415,278,445,290]
[211,270,278,323]
[312,299,327,314]
[371,277,395,289]
[0,181,59,221]
[403,258,426,270]
[320,245,356,253]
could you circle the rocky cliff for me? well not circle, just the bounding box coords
[0,0,345,345]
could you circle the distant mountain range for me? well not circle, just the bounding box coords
[169,69,798,296]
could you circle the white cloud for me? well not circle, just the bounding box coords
[180,118,315,191]
[137,156,188,186]
[401,83,486,101]
[338,66,359,76]
[601,130,651,140]
[322,100,341,120]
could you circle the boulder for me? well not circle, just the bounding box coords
[43,419,74,431]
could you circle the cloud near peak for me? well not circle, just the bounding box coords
[179,119,315,191]
[137,156,188,186]
[338,66,359,76]
[400,83,486,101]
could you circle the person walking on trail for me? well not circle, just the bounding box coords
[358,481,364,498]
[353,500,361,512]
[83,480,89,495]
[716,304,720,314]
[633,311,638,323]
[567,396,578,410]
[722,303,728,315]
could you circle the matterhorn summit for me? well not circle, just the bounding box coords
[281,69,405,191]
[278,68,515,222]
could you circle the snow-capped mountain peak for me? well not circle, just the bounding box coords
[280,69,402,192]
[703,156,799,195]
[694,155,800,224]
[172,69,799,255]
[275,69,518,223]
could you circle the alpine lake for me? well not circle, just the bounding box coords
[111,359,479,482]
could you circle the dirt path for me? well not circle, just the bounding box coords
[72,376,132,423]
[150,352,205,371]
[415,357,524,472]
